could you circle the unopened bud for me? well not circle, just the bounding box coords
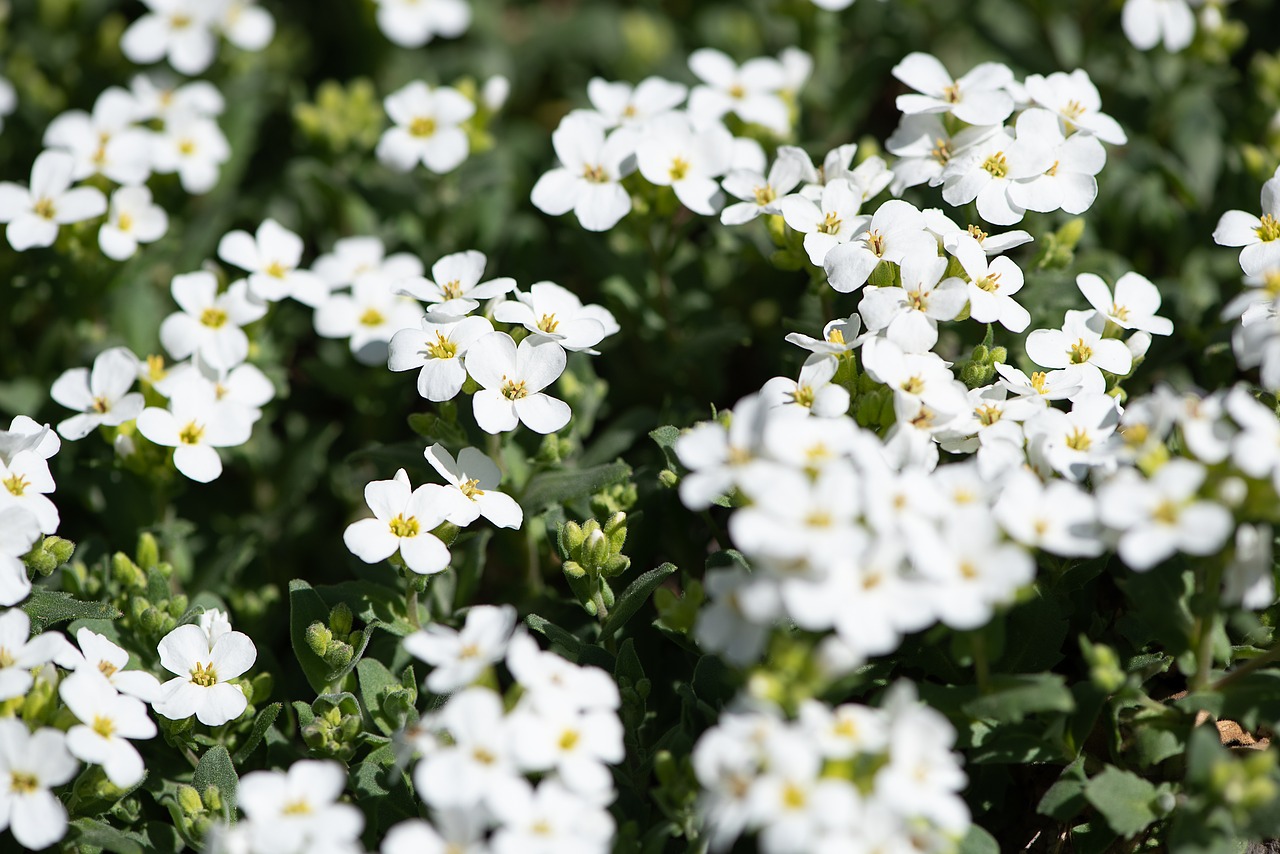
[329,602,353,637]
[136,532,160,570]
[584,529,609,569]
[658,469,679,488]
[177,784,204,816]
[305,622,333,657]
[202,785,222,812]
[323,641,354,671]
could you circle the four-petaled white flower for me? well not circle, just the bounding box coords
[120,0,220,75]
[218,218,326,305]
[373,0,472,48]
[1025,309,1134,387]
[494,281,617,353]
[388,314,495,401]
[99,185,169,261]
[238,759,365,854]
[531,114,636,233]
[0,719,79,850]
[893,52,1015,126]
[51,347,146,441]
[344,468,454,575]
[153,623,257,726]
[59,669,156,787]
[136,380,254,483]
[378,81,476,174]
[68,627,163,702]
[425,444,523,529]
[397,249,516,317]
[160,273,266,370]
[1214,166,1280,278]
[1122,0,1196,54]
[1076,272,1174,336]
[404,603,518,694]
[0,609,76,700]
[464,333,573,435]
[0,150,107,251]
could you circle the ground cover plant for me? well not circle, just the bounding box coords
[4,0,1280,851]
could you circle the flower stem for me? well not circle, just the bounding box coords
[1191,561,1225,691]
[406,587,421,630]
[1210,640,1280,692]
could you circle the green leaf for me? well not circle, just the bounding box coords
[962,673,1075,723]
[957,824,1000,854]
[69,818,144,854]
[600,563,676,640]
[1083,766,1159,839]
[519,460,632,511]
[289,579,335,694]
[192,745,239,820]
[22,589,121,633]
[1179,671,1280,731]
[648,425,681,470]
[233,702,282,764]
[1038,757,1088,821]
[358,658,417,735]
[525,613,614,671]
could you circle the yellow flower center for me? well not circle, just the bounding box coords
[1045,160,1060,177]
[908,290,929,311]
[900,376,925,395]
[1264,271,1280,297]
[92,395,111,414]
[1069,338,1093,364]
[118,212,135,232]
[942,83,962,104]
[472,747,496,765]
[1064,427,1092,451]
[805,511,833,528]
[867,230,887,257]
[1153,500,1180,525]
[147,354,168,382]
[92,715,116,739]
[281,799,313,815]
[827,328,845,345]
[178,138,196,156]
[930,137,952,165]
[171,14,192,29]
[441,280,464,300]
[582,164,609,184]
[359,307,385,327]
[190,661,218,687]
[558,729,580,751]
[459,478,484,499]
[1257,214,1280,243]
[200,307,229,328]
[33,198,56,220]
[753,185,776,206]
[960,561,980,580]
[388,514,420,538]
[537,313,560,334]
[975,273,1001,293]
[265,261,288,278]
[0,648,14,668]
[782,782,808,809]
[501,378,528,401]
[981,152,1009,179]
[98,660,119,678]
[1063,100,1086,120]
[729,83,746,100]
[789,384,816,408]
[976,404,1003,426]
[668,157,690,182]
[967,224,988,241]
[817,211,843,235]
[178,421,205,445]
[410,117,437,138]
[9,772,38,794]
[1030,371,1049,394]
[1111,303,1131,321]
[3,474,28,496]
[425,332,457,360]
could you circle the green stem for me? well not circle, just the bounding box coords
[1191,561,1225,691]
[1210,640,1280,692]
[972,631,992,694]
[406,587,421,630]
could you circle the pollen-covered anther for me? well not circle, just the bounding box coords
[1069,338,1094,364]
[388,514,420,538]
[981,152,1009,179]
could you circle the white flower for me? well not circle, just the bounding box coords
[464,333,572,434]
[1025,393,1121,482]
[509,702,624,802]
[948,234,1031,332]
[859,253,967,353]
[759,357,852,418]
[1076,272,1174,335]
[415,687,519,810]
[405,604,517,694]
[1023,69,1128,145]
[1223,524,1275,610]
[823,199,934,293]
[585,76,687,129]
[129,75,225,122]
[913,511,1035,630]
[687,48,789,136]
[59,669,156,787]
[1122,0,1196,52]
[1005,108,1106,216]
[993,470,1103,557]
[373,0,471,48]
[120,0,220,75]
[99,185,169,261]
[673,393,776,510]
[0,150,106,251]
[941,128,1052,226]
[238,760,364,854]
[199,608,234,645]
[996,362,1097,401]
[382,815,488,854]
[1099,459,1234,571]
[505,632,619,714]
[397,249,515,317]
[153,623,256,726]
[136,380,254,483]
[68,627,163,702]
[1213,166,1280,277]
[43,88,152,186]
[219,0,275,51]
[0,609,77,700]
[531,114,635,232]
[0,507,41,607]
[314,272,426,366]
[489,778,615,854]
[150,113,230,194]
[313,236,423,291]
[424,444,522,528]
[494,281,617,353]
[886,114,1000,194]
[720,147,808,225]
[389,314,494,401]
[160,273,266,370]
[1025,309,1134,385]
[694,567,775,667]
[0,720,78,850]
[893,52,1015,126]
[51,347,146,441]
[776,178,867,266]
[218,218,326,305]
[784,314,862,359]
[344,469,453,575]
[635,113,733,215]
[378,81,475,174]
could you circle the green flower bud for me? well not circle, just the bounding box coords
[306,622,333,657]
[601,554,631,578]
[658,469,679,488]
[168,595,188,617]
[329,602,354,637]
[990,346,1007,364]
[112,552,145,589]
[584,528,609,570]
[136,532,160,570]
[430,521,461,545]
[560,521,586,555]
[139,607,163,633]
[322,641,354,671]
[251,672,273,704]
[177,784,204,816]
[202,785,222,812]
[562,560,587,580]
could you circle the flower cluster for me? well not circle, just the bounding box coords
[121,0,275,75]
[531,46,810,231]
[0,419,62,605]
[693,683,969,853]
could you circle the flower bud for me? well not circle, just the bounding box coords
[658,469,679,488]
[329,602,354,637]
[136,532,160,571]
[177,784,204,816]
[584,528,609,570]
[322,641,354,671]
[202,785,222,812]
[305,622,333,657]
